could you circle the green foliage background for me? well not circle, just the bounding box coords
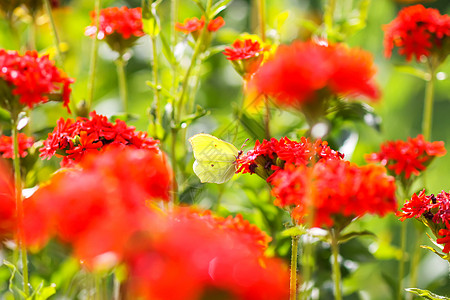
[0,0,450,299]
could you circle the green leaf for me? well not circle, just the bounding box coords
[3,260,26,298]
[179,105,209,127]
[159,31,177,67]
[210,0,234,18]
[420,245,450,261]
[146,81,175,100]
[339,230,376,244]
[192,0,206,14]
[237,110,266,141]
[142,0,161,37]
[274,11,290,32]
[281,226,307,237]
[394,65,430,81]
[406,288,450,300]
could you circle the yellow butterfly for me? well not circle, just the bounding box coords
[189,133,241,184]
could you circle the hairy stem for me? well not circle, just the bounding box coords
[86,0,101,111]
[151,36,162,134]
[290,235,299,300]
[330,228,342,300]
[43,0,63,66]
[115,56,128,114]
[12,116,29,297]
[422,67,436,142]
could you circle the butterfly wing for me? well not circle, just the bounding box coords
[189,134,239,184]
[193,160,237,184]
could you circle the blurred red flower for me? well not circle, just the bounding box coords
[365,134,446,179]
[39,111,159,167]
[270,160,397,228]
[0,133,34,159]
[85,6,144,40]
[0,50,73,111]
[175,16,225,34]
[383,4,450,61]
[24,147,172,262]
[123,208,289,300]
[249,41,379,112]
[0,160,15,240]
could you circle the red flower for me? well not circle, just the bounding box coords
[0,133,34,159]
[207,16,225,32]
[270,160,397,228]
[398,190,450,253]
[224,39,265,61]
[0,160,15,239]
[123,209,289,300]
[39,111,159,167]
[249,41,379,111]
[175,16,225,34]
[0,50,73,111]
[436,229,450,253]
[175,17,205,34]
[365,134,446,179]
[396,190,433,221]
[85,6,144,40]
[383,5,450,61]
[24,147,172,261]
[236,136,344,180]
[176,208,272,255]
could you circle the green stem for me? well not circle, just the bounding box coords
[330,228,342,300]
[43,0,63,66]
[324,0,337,33]
[12,117,29,297]
[170,128,178,204]
[264,96,270,139]
[86,0,101,111]
[28,14,37,50]
[151,36,162,134]
[422,67,436,142]
[397,221,407,300]
[115,56,128,114]
[407,230,423,300]
[258,0,266,41]
[290,235,299,300]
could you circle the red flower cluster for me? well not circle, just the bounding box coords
[224,39,265,61]
[24,147,172,260]
[175,16,225,34]
[365,134,446,179]
[39,111,159,167]
[123,208,289,300]
[397,190,450,253]
[85,6,144,40]
[0,160,15,240]
[0,133,34,159]
[383,5,450,61]
[236,136,344,180]
[23,148,288,298]
[249,41,380,110]
[0,50,73,111]
[176,208,272,255]
[223,39,269,79]
[270,160,397,228]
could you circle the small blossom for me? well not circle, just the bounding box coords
[85,6,144,54]
[383,5,450,61]
[207,16,225,32]
[0,50,73,111]
[0,133,34,159]
[40,111,159,167]
[175,16,225,34]
[365,134,446,179]
[396,190,432,221]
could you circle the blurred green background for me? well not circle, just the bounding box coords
[1,0,450,299]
